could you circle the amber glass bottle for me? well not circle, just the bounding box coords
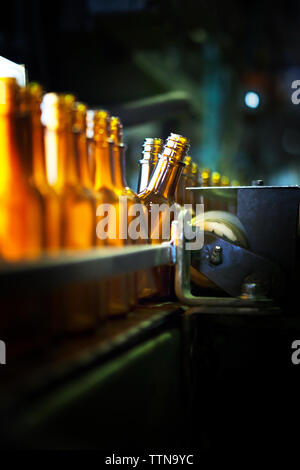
[0,78,47,358]
[41,93,97,333]
[93,110,130,316]
[110,116,139,308]
[221,175,230,186]
[137,138,163,193]
[27,83,61,252]
[175,155,192,206]
[190,162,199,206]
[42,93,96,249]
[72,102,108,322]
[140,133,189,239]
[199,168,211,211]
[137,138,164,300]
[211,171,221,186]
[86,110,97,188]
[0,77,44,260]
[72,102,92,189]
[200,168,211,186]
[139,133,189,298]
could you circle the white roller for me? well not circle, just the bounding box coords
[191,210,248,289]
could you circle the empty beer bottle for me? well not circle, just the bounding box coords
[42,93,96,249]
[200,168,211,186]
[41,93,97,333]
[136,138,165,300]
[0,78,46,357]
[110,116,139,308]
[221,175,230,186]
[139,133,189,298]
[211,171,221,186]
[200,168,211,211]
[93,110,129,316]
[28,83,61,252]
[175,155,192,206]
[0,77,44,260]
[190,162,199,207]
[137,138,163,193]
[140,133,189,240]
[72,102,108,322]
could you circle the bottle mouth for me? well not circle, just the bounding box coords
[162,133,190,162]
[110,116,123,144]
[167,133,189,150]
[86,109,111,141]
[211,171,221,185]
[142,137,163,160]
[41,93,72,129]
[72,102,87,132]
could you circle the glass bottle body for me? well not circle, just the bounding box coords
[93,113,130,317]
[42,94,97,334]
[0,81,44,260]
[140,156,185,299]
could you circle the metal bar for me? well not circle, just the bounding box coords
[0,243,173,291]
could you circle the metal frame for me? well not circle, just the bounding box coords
[172,213,276,310]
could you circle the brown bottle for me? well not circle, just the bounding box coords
[0,77,44,260]
[136,137,165,300]
[175,155,192,206]
[27,83,61,252]
[211,171,221,186]
[221,175,230,187]
[93,110,130,317]
[139,133,189,298]
[200,168,211,186]
[137,138,163,193]
[199,168,211,211]
[190,162,199,208]
[140,133,189,240]
[0,78,45,358]
[41,92,97,333]
[110,116,139,309]
[72,102,108,322]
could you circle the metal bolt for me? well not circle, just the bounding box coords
[210,245,222,265]
[252,179,264,186]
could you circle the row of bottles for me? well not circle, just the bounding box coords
[0,77,194,350]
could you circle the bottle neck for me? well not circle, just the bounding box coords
[94,138,114,190]
[146,157,184,203]
[32,110,47,187]
[44,124,79,189]
[74,129,92,189]
[18,110,34,181]
[0,112,28,194]
[137,159,154,193]
[113,143,127,190]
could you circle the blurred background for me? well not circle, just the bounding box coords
[2,0,300,188]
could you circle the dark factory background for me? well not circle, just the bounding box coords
[2,0,300,188]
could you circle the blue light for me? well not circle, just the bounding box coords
[244,91,260,109]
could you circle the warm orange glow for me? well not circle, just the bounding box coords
[0,77,44,260]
